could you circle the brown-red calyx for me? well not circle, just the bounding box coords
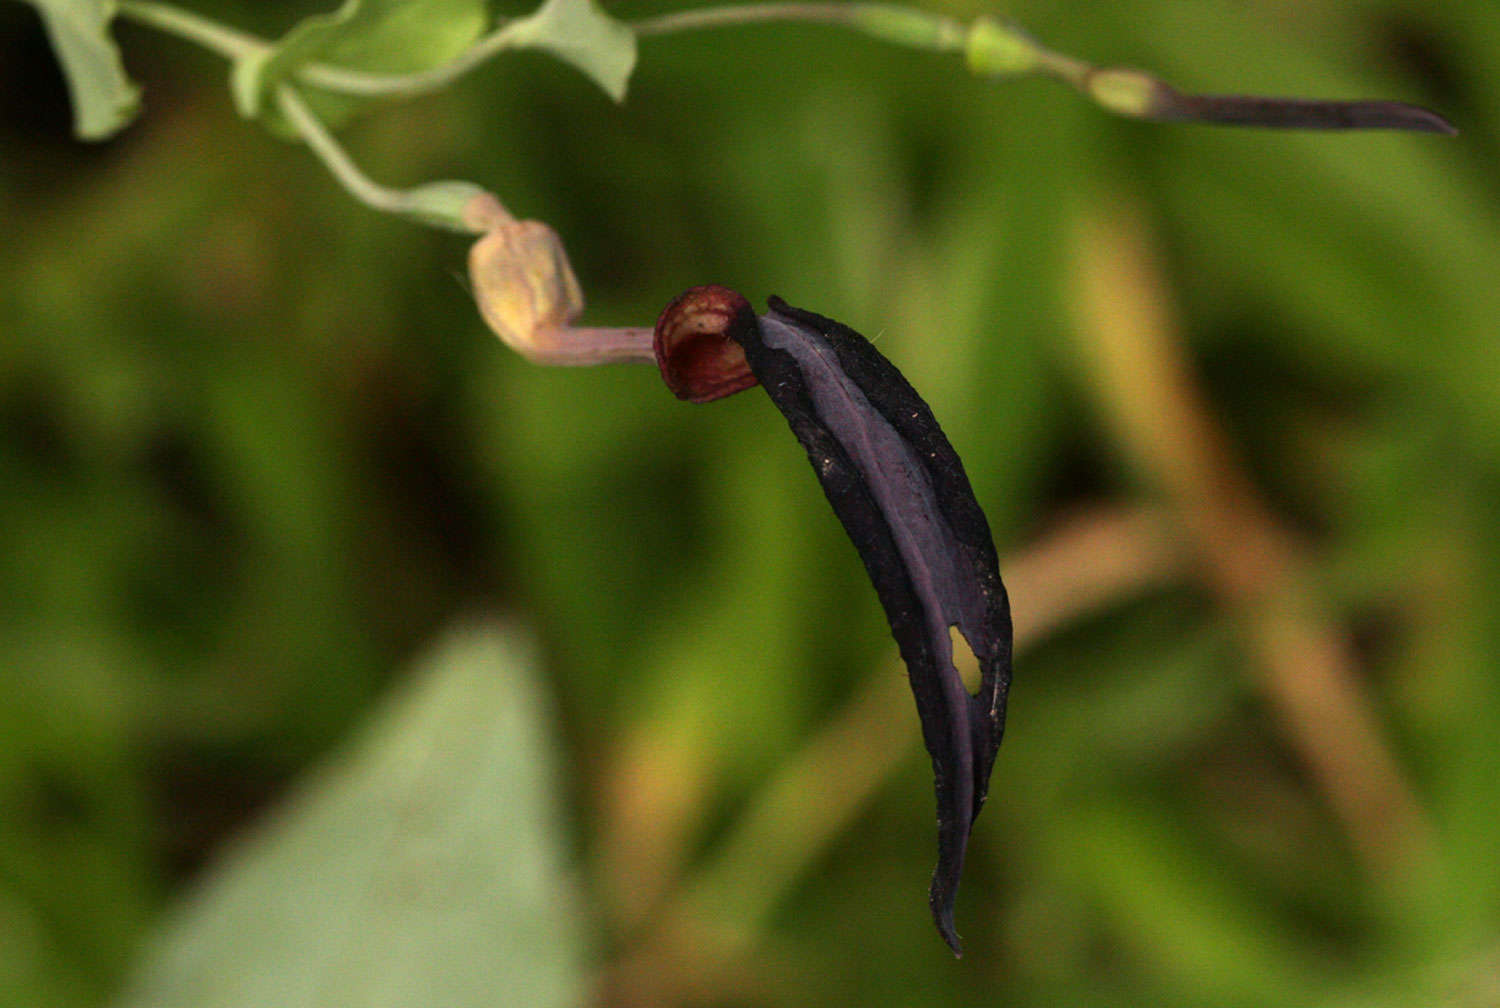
[653,285,759,402]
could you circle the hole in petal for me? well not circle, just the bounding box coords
[950,624,982,696]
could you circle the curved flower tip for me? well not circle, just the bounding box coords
[653,285,759,402]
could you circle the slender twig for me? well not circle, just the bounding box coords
[296,21,525,97]
[274,85,411,215]
[117,0,527,99]
[633,2,858,36]
[118,0,266,61]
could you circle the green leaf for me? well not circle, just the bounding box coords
[507,0,637,103]
[113,622,592,1008]
[232,0,487,122]
[27,0,141,139]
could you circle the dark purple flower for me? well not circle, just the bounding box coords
[657,288,1012,955]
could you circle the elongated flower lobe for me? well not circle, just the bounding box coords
[729,296,1013,956]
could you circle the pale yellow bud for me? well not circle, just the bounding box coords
[465,193,655,367]
[467,200,586,362]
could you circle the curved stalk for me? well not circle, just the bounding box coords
[274,85,410,215]
[117,0,266,61]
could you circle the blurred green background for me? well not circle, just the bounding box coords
[4,1,1500,1005]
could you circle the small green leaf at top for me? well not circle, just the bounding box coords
[507,0,637,103]
[27,0,141,139]
[231,0,487,126]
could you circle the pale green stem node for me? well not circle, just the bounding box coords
[1084,67,1166,119]
[964,17,1041,77]
[849,4,964,52]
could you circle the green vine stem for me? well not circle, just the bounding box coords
[117,1,533,98]
[273,84,411,216]
[116,0,1454,232]
[118,1,263,61]
[633,2,863,36]
[296,19,531,97]
[122,1,1455,128]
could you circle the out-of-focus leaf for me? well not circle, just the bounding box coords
[231,0,487,123]
[113,621,590,1008]
[505,0,636,102]
[27,0,141,139]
